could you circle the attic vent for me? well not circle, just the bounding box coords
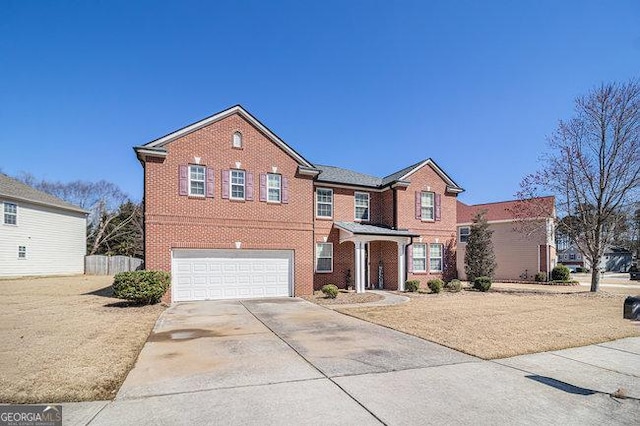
[233,132,243,148]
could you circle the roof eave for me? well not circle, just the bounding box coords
[0,194,89,215]
[140,105,314,168]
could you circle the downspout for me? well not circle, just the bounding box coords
[405,236,414,285]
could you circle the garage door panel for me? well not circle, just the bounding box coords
[171,249,292,301]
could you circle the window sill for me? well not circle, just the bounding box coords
[266,200,282,204]
[316,216,333,221]
[232,146,244,150]
[315,270,333,274]
[229,198,246,203]
[420,219,436,223]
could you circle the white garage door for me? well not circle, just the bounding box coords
[171,249,293,302]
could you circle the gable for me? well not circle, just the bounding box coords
[135,105,314,168]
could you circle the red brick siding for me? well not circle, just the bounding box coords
[397,164,458,284]
[143,113,315,300]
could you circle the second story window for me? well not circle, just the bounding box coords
[316,188,333,218]
[459,227,470,243]
[4,202,17,225]
[267,173,281,203]
[231,170,245,200]
[189,165,206,197]
[354,192,370,221]
[421,191,434,221]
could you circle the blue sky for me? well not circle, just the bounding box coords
[1,0,638,204]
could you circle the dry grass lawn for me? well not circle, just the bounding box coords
[338,285,640,360]
[0,275,165,403]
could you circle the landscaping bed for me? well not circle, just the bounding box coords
[301,290,384,305]
[338,287,640,359]
[0,275,165,403]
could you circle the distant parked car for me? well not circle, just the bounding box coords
[630,265,640,281]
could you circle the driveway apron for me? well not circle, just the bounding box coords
[88,298,640,425]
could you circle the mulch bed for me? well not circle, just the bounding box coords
[301,290,384,305]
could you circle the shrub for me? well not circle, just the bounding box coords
[473,276,492,292]
[448,279,462,292]
[112,270,170,305]
[427,279,444,293]
[405,280,420,292]
[321,284,339,299]
[534,272,547,282]
[551,264,571,281]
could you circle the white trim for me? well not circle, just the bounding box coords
[354,191,370,221]
[188,165,206,197]
[399,158,462,192]
[457,217,551,226]
[313,181,385,192]
[230,169,246,201]
[412,243,427,273]
[315,188,333,219]
[4,202,18,225]
[315,242,333,273]
[429,243,443,273]
[420,191,435,221]
[143,105,314,168]
[458,226,470,243]
[267,173,282,203]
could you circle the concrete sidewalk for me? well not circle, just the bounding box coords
[61,299,640,425]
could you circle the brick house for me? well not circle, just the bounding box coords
[135,105,464,302]
[456,197,556,281]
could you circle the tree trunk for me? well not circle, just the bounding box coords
[590,267,600,292]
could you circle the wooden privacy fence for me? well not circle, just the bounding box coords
[85,255,144,275]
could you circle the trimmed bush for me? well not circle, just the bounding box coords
[112,270,170,305]
[448,279,462,292]
[535,272,547,282]
[551,264,571,281]
[321,284,339,299]
[427,279,444,294]
[405,280,420,292]
[473,276,492,292]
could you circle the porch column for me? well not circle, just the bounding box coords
[354,242,366,293]
[397,242,406,291]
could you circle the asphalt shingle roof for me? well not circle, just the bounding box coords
[334,221,419,237]
[0,173,87,214]
[313,164,382,188]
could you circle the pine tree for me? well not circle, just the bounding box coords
[464,211,497,282]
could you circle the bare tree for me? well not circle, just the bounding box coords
[519,80,640,291]
[14,173,140,256]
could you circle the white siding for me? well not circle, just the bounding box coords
[0,200,86,277]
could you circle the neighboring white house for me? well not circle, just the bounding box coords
[0,173,87,277]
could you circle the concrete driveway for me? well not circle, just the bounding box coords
[74,298,639,425]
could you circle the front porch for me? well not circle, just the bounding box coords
[334,222,419,293]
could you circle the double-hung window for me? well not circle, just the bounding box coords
[430,244,443,272]
[412,243,427,272]
[315,243,333,272]
[267,173,281,203]
[354,192,370,221]
[316,188,333,218]
[459,227,470,243]
[421,191,434,221]
[189,165,205,197]
[18,246,26,259]
[231,170,245,200]
[4,202,17,225]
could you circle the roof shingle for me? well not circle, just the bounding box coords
[0,174,87,214]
